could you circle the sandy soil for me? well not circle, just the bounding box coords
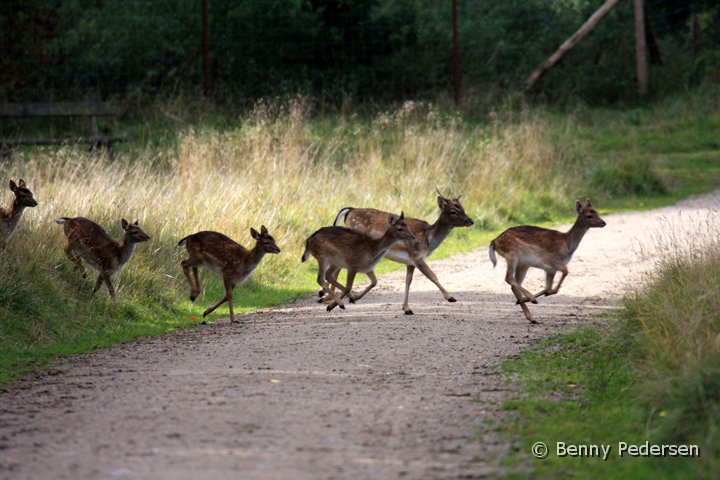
[1,193,718,480]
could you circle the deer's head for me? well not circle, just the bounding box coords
[575,199,606,228]
[251,225,281,254]
[9,179,38,208]
[386,211,416,242]
[121,219,151,243]
[437,187,473,227]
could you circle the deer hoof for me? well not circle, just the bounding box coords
[318,290,325,298]
[340,304,346,310]
[349,298,356,304]
[447,296,456,303]
[202,309,211,317]
[326,303,336,312]
[530,319,540,325]
[404,309,414,315]
[190,294,198,302]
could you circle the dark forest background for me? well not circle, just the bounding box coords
[2,0,720,105]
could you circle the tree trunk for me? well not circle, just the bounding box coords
[634,0,648,95]
[524,0,622,93]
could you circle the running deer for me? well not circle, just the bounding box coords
[178,226,280,323]
[302,212,415,312]
[330,189,473,314]
[55,217,151,299]
[1,179,38,249]
[489,199,606,323]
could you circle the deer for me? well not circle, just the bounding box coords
[329,188,473,314]
[55,217,151,299]
[302,212,416,312]
[1,179,38,250]
[489,199,606,323]
[178,226,281,323]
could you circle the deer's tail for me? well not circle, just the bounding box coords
[489,239,497,267]
[333,207,353,226]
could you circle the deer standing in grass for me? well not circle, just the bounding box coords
[489,199,606,323]
[1,179,38,250]
[178,226,280,323]
[56,217,151,299]
[330,189,473,314]
[302,212,415,312]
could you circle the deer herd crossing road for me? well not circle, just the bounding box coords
[1,192,718,480]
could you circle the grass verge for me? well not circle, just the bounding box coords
[499,212,720,479]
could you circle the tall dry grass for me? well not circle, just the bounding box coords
[2,100,578,303]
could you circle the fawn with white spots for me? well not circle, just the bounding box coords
[302,212,415,311]
[1,179,38,249]
[331,189,473,314]
[489,199,606,323]
[178,226,281,323]
[56,217,151,299]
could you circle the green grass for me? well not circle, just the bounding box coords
[498,226,720,479]
[1,88,720,385]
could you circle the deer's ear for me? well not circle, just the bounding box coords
[388,213,397,225]
[261,225,268,235]
[121,218,130,230]
[585,198,592,208]
[133,219,139,225]
[250,227,260,239]
[576,200,582,213]
[438,196,448,210]
[18,179,26,188]
[8,180,17,192]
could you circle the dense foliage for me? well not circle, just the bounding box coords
[2,0,720,104]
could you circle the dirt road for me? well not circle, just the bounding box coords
[1,194,717,480]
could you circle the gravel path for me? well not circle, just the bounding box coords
[1,193,718,480]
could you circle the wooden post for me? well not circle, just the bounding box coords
[634,0,648,95]
[202,0,210,96]
[524,0,622,93]
[452,0,461,105]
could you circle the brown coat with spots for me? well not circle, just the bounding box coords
[0,179,38,249]
[178,226,280,323]
[56,217,151,299]
[489,199,606,323]
[332,193,473,314]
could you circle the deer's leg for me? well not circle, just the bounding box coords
[348,271,377,303]
[317,263,344,311]
[66,246,87,278]
[192,266,201,294]
[514,265,545,304]
[203,293,229,318]
[92,273,103,295]
[102,272,116,300]
[402,265,416,315]
[328,270,357,311]
[416,259,456,302]
[530,270,556,300]
[511,285,536,323]
[181,259,201,301]
[319,267,343,303]
[546,265,569,296]
[224,279,237,323]
[504,259,536,304]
